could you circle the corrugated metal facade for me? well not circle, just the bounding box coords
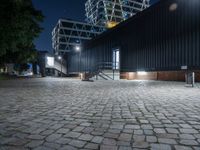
[68,0,200,73]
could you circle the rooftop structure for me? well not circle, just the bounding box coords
[52,19,104,54]
[52,0,150,54]
[85,0,150,28]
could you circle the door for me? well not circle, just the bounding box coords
[113,48,120,70]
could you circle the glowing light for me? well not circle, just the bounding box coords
[58,56,62,60]
[169,3,178,12]
[137,71,147,75]
[106,21,118,29]
[75,46,81,52]
[47,57,54,67]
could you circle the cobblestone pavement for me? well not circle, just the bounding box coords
[0,78,200,150]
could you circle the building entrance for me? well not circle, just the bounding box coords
[112,48,120,70]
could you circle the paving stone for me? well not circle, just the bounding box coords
[197,139,200,143]
[82,127,94,134]
[81,122,91,127]
[194,134,200,139]
[146,136,157,143]
[179,140,199,146]
[85,143,99,149]
[60,145,78,150]
[64,131,81,138]
[166,128,179,134]
[144,129,154,135]
[158,138,177,144]
[140,120,149,124]
[110,124,124,130]
[1,79,200,150]
[179,129,198,134]
[64,124,77,129]
[150,144,171,150]
[56,128,70,134]
[156,133,178,139]
[73,126,85,132]
[125,125,140,129]
[174,145,193,150]
[92,136,104,144]
[5,138,29,146]
[193,147,200,150]
[41,130,54,136]
[91,131,104,136]
[25,140,44,148]
[13,133,29,139]
[46,134,62,142]
[49,124,64,130]
[179,134,195,140]
[118,146,132,150]
[78,134,93,141]
[104,132,119,139]
[123,129,133,134]
[179,124,193,128]
[28,135,45,140]
[141,124,153,129]
[55,137,71,144]
[132,135,145,142]
[134,129,143,135]
[100,145,118,150]
[0,146,29,150]
[103,138,117,145]
[118,133,132,142]
[154,128,166,134]
[33,146,54,150]
[43,142,61,149]
[69,139,86,148]
[108,129,121,134]
[117,141,131,146]
[132,141,149,148]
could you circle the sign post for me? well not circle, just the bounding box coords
[182,66,195,87]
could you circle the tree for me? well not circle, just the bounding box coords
[0,0,44,63]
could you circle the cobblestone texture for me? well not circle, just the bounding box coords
[0,78,200,149]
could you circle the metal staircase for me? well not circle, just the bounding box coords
[82,62,120,81]
[53,59,67,76]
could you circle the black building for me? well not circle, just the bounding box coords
[67,0,200,81]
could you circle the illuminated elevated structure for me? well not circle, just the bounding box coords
[52,19,105,54]
[52,1,150,54]
[85,0,150,28]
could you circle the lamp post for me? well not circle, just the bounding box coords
[75,46,81,78]
[58,56,62,77]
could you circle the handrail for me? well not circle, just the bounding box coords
[83,61,115,81]
[99,70,114,80]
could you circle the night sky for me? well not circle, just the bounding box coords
[33,0,160,52]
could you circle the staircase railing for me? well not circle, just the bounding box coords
[83,62,118,81]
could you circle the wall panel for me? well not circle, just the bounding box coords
[68,0,200,73]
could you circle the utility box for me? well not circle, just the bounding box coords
[185,72,195,87]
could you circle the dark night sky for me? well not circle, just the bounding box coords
[33,0,160,52]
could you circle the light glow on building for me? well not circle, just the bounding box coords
[137,71,147,75]
[46,57,54,67]
[85,0,150,27]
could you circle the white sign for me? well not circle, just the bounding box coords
[181,66,187,70]
[46,57,54,67]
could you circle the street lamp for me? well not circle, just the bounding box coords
[58,56,63,77]
[75,46,81,52]
[75,46,81,78]
[58,56,62,60]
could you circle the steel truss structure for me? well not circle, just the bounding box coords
[52,19,105,54]
[85,0,150,27]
